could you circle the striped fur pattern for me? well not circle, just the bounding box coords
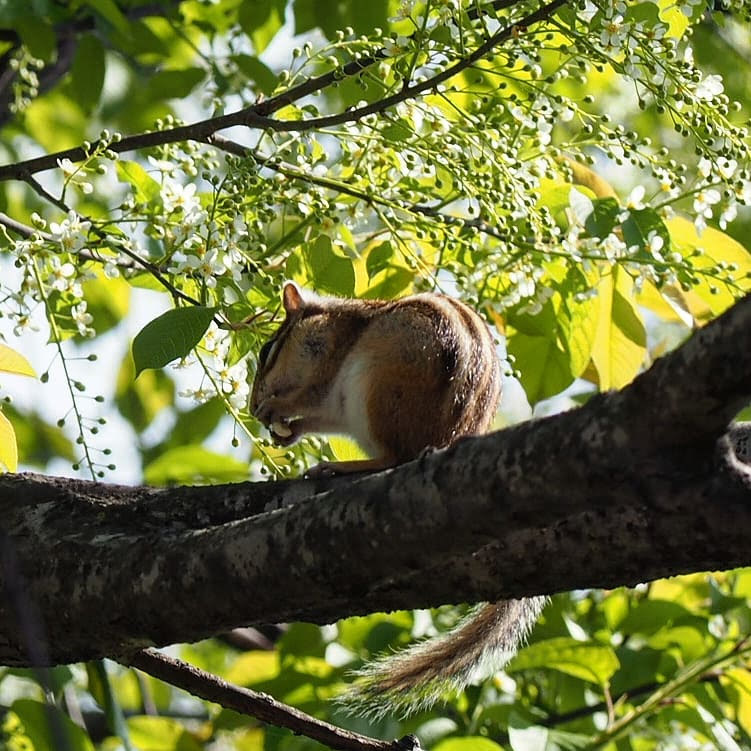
[341,597,548,718]
[250,282,501,470]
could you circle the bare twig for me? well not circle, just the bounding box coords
[23,174,69,213]
[126,648,420,751]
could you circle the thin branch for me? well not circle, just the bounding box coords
[0,210,143,273]
[0,0,568,181]
[23,174,69,213]
[0,211,47,240]
[126,649,420,751]
[252,0,568,133]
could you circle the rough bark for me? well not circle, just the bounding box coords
[1,293,751,668]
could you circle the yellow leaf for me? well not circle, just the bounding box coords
[658,1,689,38]
[0,410,18,472]
[722,668,751,735]
[327,436,367,462]
[636,281,688,325]
[667,217,751,318]
[225,651,280,686]
[0,343,36,378]
[649,574,709,611]
[591,268,647,390]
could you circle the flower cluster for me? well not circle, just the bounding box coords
[179,325,249,411]
[7,48,43,114]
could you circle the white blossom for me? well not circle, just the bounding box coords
[47,256,78,293]
[71,301,94,337]
[161,179,201,217]
[694,74,724,101]
[646,231,665,261]
[179,386,217,404]
[12,314,40,336]
[49,211,91,254]
[626,185,646,210]
[693,188,721,217]
[600,15,629,51]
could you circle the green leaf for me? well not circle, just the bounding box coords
[86,661,133,751]
[327,435,367,463]
[302,235,355,296]
[336,612,413,653]
[361,266,414,300]
[81,274,131,337]
[231,54,278,95]
[71,34,105,112]
[141,397,226,467]
[365,241,394,278]
[225,652,281,686]
[116,160,161,203]
[127,715,201,751]
[0,410,18,473]
[619,599,697,635]
[558,269,600,377]
[508,637,620,685]
[538,183,573,227]
[239,0,286,53]
[278,622,328,659]
[1,404,75,467]
[84,0,130,35]
[585,197,620,238]
[115,353,174,431]
[506,327,575,405]
[724,668,751,736]
[658,1,690,38]
[590,268,646,390]
[143,445,248,484]
[292,0,389,39]
[16,17,56,60]
[171,398,226,446]
[132,306,216,376]
[11,698,95,751]
[621,207,670,252]
[145,68,206,101]
[433,739,503,751]
[667,216,751,317]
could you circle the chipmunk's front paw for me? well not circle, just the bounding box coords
[304,461,338,479]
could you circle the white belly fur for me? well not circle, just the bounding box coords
[323,350,377,456]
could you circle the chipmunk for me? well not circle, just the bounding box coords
[250,281,545,716]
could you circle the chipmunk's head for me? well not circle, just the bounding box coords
[250,282,336,446]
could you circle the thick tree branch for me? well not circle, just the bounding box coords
[0,0,567,182]
[0,293,750,668]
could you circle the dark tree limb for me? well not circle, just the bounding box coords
[126,649,419,751]
[0,293,750,668]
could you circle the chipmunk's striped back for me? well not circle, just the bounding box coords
[250,283,501,470]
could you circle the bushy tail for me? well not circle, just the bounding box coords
[339,596,547,719]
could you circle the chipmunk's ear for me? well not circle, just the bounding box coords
[282,281,305,314]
